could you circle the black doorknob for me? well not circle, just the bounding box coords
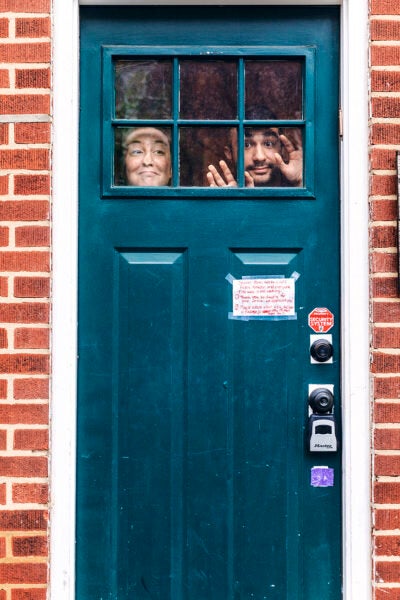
[310,338,333,362]
[309,387,334,414]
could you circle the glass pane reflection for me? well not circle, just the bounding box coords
[114,126,172,187]
[180,127,236,186]
[180,60,237,120]
[115,60,172,119]
[245,60,303,120]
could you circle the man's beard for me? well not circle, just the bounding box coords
[247,164,282,187]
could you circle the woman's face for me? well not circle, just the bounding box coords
[125,128,172,187]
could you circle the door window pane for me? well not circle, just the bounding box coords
[180,127,235,186]
[245,60,302,120]
[115,126,172,187]
[239,125,303,187]
[115,59,173,119]
[180,60,237,120]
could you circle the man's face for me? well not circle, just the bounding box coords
[125,128,172,187]
[225,128,282,186]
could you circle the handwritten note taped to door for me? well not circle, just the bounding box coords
[232,278,295,317]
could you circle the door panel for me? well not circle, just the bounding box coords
[78,7,341,599]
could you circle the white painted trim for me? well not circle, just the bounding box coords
[340,0,371,597]
[51,1,371,599]
[51,1,79,599]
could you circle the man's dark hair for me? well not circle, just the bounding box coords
[245,104,277,121]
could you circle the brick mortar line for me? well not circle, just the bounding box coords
[0,64,50,70]
[371,42,400,47]
[7,15,14,41]
[375,422,400,428]
[0,90,51,96]
[0,170,50,175]
[371,117,400,123]
[370,144,400,149]
[0,296,50,301]
[0,401,48,405]
[0,350,50,355]
[0,145,51,150]
[372,349,400,353]
[375,530,400,535]
[1,324,50,329]
[372,372,400,379]
[371,248,397,252]
[371,92,400,97]
[0,556,48,564]
[0,478,47,483]
[0,244,51,250]
[0,373,47,380]
[0,38,51,44]
[372,373,400,378]
[0,423,48,428]
[370,221,397,226]
[2,503,47,511]
[0,451,47,457]
[374,399,400,404]
[370,195,397,200]
[0,247,51,251]
[0,13,50,17]
[0,222,50,226]
[371,65,400,71]
[0,115,51,123]
[0,199,51,203]
[371,170,397,175]
[374,585,400,589]
[371,14,400,21]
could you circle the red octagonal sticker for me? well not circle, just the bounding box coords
[308,307,334,333]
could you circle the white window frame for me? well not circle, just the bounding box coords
[51,1,370,598]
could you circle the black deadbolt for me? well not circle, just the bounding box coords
[309,387,334,414]
[310,338,333,362]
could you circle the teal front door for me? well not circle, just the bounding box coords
[77,6,341,599]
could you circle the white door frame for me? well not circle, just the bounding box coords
[51,1,370,598]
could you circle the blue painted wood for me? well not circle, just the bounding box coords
[78,6,341,599]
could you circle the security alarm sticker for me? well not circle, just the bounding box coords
[308,307,334,333]
[310,466,334,488]
[232,277,295,318]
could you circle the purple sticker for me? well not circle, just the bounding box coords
[311,466,334,487]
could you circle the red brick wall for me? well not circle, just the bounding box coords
[371,1,400,598]
[0,0,50,598]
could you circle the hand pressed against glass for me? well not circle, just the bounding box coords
[124,127,172,187]
[207,127,303,188]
